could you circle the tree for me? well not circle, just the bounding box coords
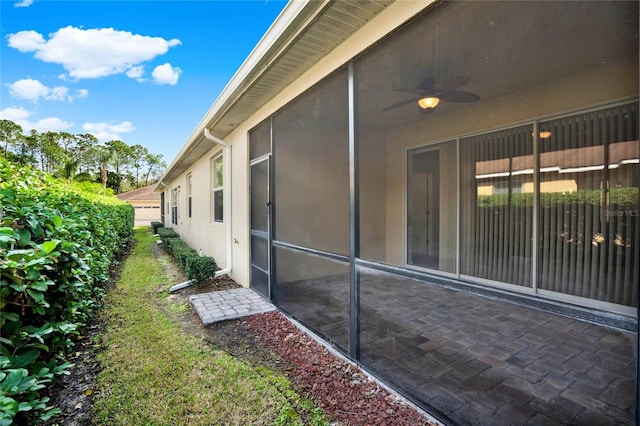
[0,119,23,157]
[14,129,39,167]
[105,139,131,181]
[105,170,122,192]
[0,119,167,190]
[129,144,149,188]
[73,133,99,173]
[58,131,76,155]
[39,131,65,174]
[104,140,132,193]
[92,145,113,189]
[62,159,80,183]
[142,153,166,186]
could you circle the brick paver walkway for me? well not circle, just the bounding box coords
[189,288,275,324]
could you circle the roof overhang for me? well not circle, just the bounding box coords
[156,0,395,191]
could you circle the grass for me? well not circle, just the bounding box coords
[92,227,327,425]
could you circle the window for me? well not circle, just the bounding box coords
[160,192,165,224]
[212,154,223,222]
[187,173,192,218]
[171,186,179,225]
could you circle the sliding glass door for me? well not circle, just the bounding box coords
[537,103,638,307]
[460,125,534,287]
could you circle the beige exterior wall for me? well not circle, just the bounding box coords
[162,129,251,286]
[181,147,226,264]
[162,146,228,273]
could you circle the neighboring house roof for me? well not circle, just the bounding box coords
[476,140,640,177]
[117,185,161,202]
[156,0,398,191]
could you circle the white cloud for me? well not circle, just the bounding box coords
[0,106,72,132]
[7,30,44,51]
[82,121,136,141]
[109,121,136,133]
[152,63,181,85]
[8,79,48,101]
[14,0,34,8]
[47,86,70,101]
[7,78,88,102]
[0,106,32,121]
[7,26,181,80]
[35,117,74,131]
[76,89,89,99]
[126,65,144,79]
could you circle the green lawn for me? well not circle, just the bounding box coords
[92,227,326,425]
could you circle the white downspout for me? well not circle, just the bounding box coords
[168,128,232,293]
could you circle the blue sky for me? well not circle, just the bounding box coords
[0,0,287,163]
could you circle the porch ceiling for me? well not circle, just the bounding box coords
[158,0,395,187]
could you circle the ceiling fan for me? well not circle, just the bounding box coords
[383,76,480,115]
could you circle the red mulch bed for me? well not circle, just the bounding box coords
[243,311,435,426]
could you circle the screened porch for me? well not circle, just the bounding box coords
[247,1,639,423]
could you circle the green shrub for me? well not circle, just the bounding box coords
[0,157,134,425]
[150,221,163,234]
[156,227,218,285]
[186,256,218,285]
[157,227,179,245]
[165,239,198,270]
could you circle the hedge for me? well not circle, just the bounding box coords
[477,187,638,208]
[156,227,217,285]
[150,221,163,234]
[0,158,134,425]
[157,226,179,242]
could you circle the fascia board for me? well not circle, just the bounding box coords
[158,0,328,185]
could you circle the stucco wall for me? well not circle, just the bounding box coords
[185,147,226,264]
[163,146,228,274]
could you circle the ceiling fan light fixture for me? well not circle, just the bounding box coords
[417,96,440,110]
[532,131,553,139]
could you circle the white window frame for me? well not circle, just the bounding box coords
[171,186,179,225]
[211,154,224,222]
[187,173,192,219]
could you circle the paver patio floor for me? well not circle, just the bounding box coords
[272,269,636,425]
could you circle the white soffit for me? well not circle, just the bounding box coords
[159,0,395,186]
[210,0,395,138]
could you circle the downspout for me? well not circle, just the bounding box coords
[169,128,232,292]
